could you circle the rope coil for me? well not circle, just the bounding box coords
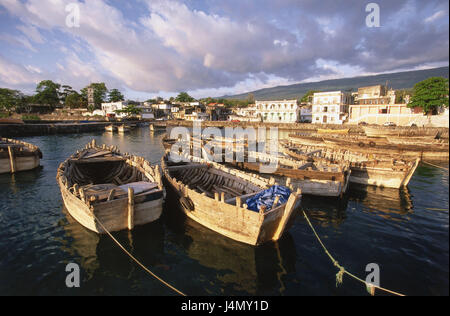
[302,210,406,296]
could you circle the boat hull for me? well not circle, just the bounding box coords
[0,155,40,174]
[162,157,302,246]
[349,159,420,188]
[59,177,164,233]
[56,141,165,233]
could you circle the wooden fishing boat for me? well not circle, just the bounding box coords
[363,126,440,138]
[57,140,164,233]
[289,134,449,162]
[105,125,116,132]
[317,128,349,135]
[218,149,351,198]
[0,138,42,174]
[162,151,302,246]
[280,140,421,189]
[162,134,178,150]
[117,125,131,133]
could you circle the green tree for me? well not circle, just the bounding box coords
[81,83,108,110]
[115,104,142,117]
[60,85,76,103]
[175,92,195,103]
[395,89,413,104]
[0,88,27,112]
[34,80,61,108]
[108,89,125,102]
[65,92,83,109]
[408,77,449,114]
[300,90,319,103]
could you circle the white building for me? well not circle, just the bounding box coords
[184,112,209,121]
[136,104,155,120]
[101,101,129,118]
[299,105,312,123]
[228,106,260,122]
[255,100,299,123]
[312,91,350,124]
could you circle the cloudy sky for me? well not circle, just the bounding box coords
[0,0,448,100]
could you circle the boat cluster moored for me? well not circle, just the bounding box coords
[1,125,447,247]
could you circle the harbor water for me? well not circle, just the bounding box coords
[0,127,448,295]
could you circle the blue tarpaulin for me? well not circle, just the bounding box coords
[246,185,292,212]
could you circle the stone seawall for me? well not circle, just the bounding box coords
[166,120,364,132]
[0,122,110,137]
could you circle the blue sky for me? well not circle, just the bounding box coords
[0,0,448,100]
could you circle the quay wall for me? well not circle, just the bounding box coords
[0,122,110,137]
[166,120,448,135]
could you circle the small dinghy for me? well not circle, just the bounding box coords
[105,125,116,132]
[57,140,164,233]
[162,151,302,246]
[0,138,42,174]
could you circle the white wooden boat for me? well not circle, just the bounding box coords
[105,125,116,132]
[363,126,440,138]
[162,151,302,246]
[0,138,42,174]
[117,125,131,133]
[57,140,164,233]
[280,140,421,189]
[289,133,449,162]
[220,150,351,198]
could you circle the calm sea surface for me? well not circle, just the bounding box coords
[0,127,448,296]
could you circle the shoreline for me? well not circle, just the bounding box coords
[1,119,448,138]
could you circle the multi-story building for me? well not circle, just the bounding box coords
[354,85,396,105]
[312,91,350,124]
[101,101,129,118]
[184,112,210,121]
[255,100,299,123]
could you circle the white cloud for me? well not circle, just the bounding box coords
[0,0,448,98]
[425,10,446,23]
[16,24,45,43]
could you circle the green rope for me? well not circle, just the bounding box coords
[422,161,449,171]
[302,210,406,296]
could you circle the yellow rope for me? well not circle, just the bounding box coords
[421,161,449,171]
[92,214,187,296]
[302,210,406,296]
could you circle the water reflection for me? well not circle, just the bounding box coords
[349,184,414,221]
[163,196,297,295]
[60,207,165,281]
[300,195,350,228]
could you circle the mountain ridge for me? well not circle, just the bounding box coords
[220,66,449,101]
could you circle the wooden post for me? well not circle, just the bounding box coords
[107,189,116,201]
[221,192,225,202]
[79,188,85,202]
[127,188,135,230]
[214,192,220,201]
[236,196,241,208]
[8,146,16,173]
[272,195,280,209]
[272,189,301,241]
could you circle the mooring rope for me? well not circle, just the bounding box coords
[92,214,187,296]
[421,160,449,171]
[302,210,406,296]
